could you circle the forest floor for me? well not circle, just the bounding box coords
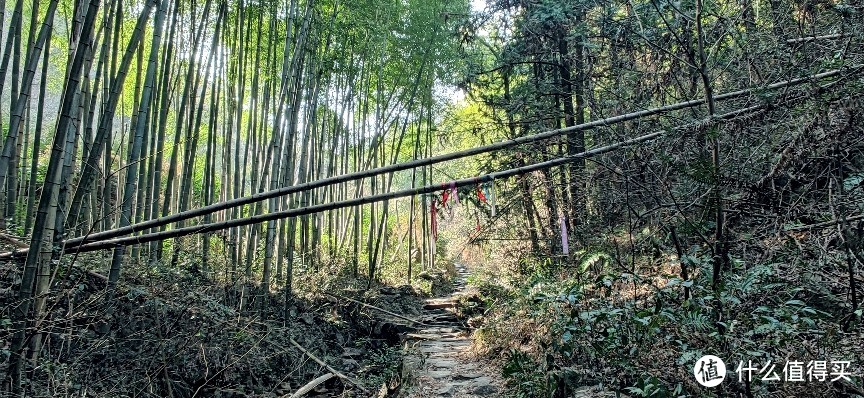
[399,263,504,397]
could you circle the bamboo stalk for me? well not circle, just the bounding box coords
[0,106,762,258]
[285,373,334,398]
[26,130,664,257]
[288,338,367,393]
[786,33,847,43]
[54,66,862,248]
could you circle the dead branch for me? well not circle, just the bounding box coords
[286,373,334,398]
[0,232,27,248]
[786,214,864,231]
[325,292,428,326]
[288,338,368,393]
[786,33,848,43]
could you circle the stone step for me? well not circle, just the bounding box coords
[419,345,469,354]
[406,333,442,340]
[417,327,457,334]
[427,359,460,368]
[420,320,459,327]
[454,372,484,380]
[420,322,461,328]
[417,329,463,337]
[422,313,458,321]
[423,301,456,310]
[419,339,470,348]
[406,331,465,340]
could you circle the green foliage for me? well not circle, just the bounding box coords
[625,376,684,398]
[356,341,405,388]
[477,236,858,397]
[577,250,610,274]
[502,349,550,397]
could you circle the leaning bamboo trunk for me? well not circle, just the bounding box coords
[23,23,52,235]
[0,0,57,225]
[147,0,177,262]
[101,0,162,334]
[5,0,98,391]
[65,0,158,232]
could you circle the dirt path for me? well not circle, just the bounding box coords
[401,264,503,397]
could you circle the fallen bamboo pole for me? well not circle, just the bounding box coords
[55,66,861,248]
[786,33,848,43]
[20,130,664,257]
[0,105,765,258]
[288,338,367,393]
[286,373,335,398]
[1,67,859,259]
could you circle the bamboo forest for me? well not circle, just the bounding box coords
[0,0,863,395]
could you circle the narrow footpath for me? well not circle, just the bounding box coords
[402,264,503,397]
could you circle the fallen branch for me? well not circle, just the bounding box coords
[326,292,428,326]
[786,33,848,43]
[288,338,368,393]
[0,232,27,248]
[191,330,272,397]
[785,214,864,232]
[285,373,335,398]
[86,270,108,282]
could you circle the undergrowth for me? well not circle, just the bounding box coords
[473,236,864,398]
[0,256,424,397]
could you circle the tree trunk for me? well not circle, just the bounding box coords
[5,0,100,391]
[101,0,163,334]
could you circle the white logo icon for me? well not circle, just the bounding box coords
[694,355,726,387]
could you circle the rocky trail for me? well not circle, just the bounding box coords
[401,264,503,397]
